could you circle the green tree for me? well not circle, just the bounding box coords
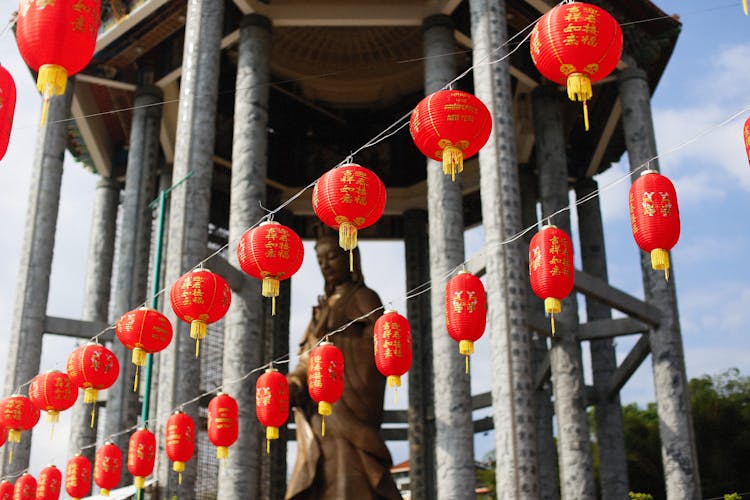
[622,401,664,498]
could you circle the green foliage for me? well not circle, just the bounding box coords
[723,493,742,500]
[623,401,664,498]
[628,492,654,500]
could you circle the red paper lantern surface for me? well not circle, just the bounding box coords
[629,170,680,280]
[237,221,304,315]
[208,393,239,460]
[409,90,492,181]
[373,310,412,387]
[530,2,623,130]
[170,268,231,357]
[66,342,119,406]
[312,164,387,261]
[0,480,12,500]
[65,454,92,500]
[0,65,16,162]
[744,116,750,166]
[115,307,173,390]
[166,410,195,483]
[36,465,62,500]
[0,424,7,448]
[446,271,487,372]
[529,225,574,335]
[127,428,156,491]
[94,441,122,496]
[15,0,100,124]
[28,370,77,425]
[12,474,35,500]
[0,395,40,445]
[308,342,344,437]
[255,368,289,453]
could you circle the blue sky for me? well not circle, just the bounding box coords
[0,0,746,477]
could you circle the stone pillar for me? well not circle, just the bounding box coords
[156,1,224,496]
[469,1,539,497]
[0,80,75,474]
[105,84,162,459]
[67,177,120,467]
[532,85,595,500]
[617,66,701,500]
[422,14,475,499]
[403,209,435,500]
[218,13,272,499]
[575,178,629,499]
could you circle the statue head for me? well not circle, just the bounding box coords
[314,225,364,296]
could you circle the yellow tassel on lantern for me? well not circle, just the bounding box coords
[216,446,229,460]
[173,461,185,484]
[190,320,207,358]
[134,476,145,490]
[100,488,110,496]
[544,297,562,336]
[650,248,670,281]
[459,340,474,374]
[566,73,593,131]
[744,0,748,15]
[441,145,464,182]
[318,401,332,437]
[262,276,280,316]
[338,222,358,271]
[266,426,279,454]
[36,64,67,127]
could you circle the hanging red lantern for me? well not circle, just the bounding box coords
[308,342,344,437]
[0,480,12,500]
[237,221,304,315]
[446,272,487,373]
[65,453,92,500]
[0,394,40,463]
[208,393,239,460]
[744,116,750,166]
[127,428,156,492]
[115,307,173,391]
[28,370,78,426]
[529,225,575,335]
[0,65,16,162]
[166,410,195,484]
[66,342,119,427]
[170,268,231,358]
[373,310,412,392]
[94,441,122,497]
[529,2,623,131]
[409,90,492,181]
[312,164,387,269]
[0,424,7,448]
[12,473,35,500]
[15,0,100,125]
[255,368,289,454]
[629,169,680,280]
[36,465,62,500]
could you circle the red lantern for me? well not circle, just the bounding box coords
[127,428,156,492]
[12,473,35,500]
[66,342,119,427]
[0,480,12,500]
[744,116,750,166]
[446,272,487,373]
[308,342,344,437]
[15,0,100,124]
[115,307,173,391]
[237,221,304,315]
[0,65,16,162]
[94,441,122,496]
[629,170,680,280]
[36,465,62,500]
[255,368,289,454]
[529,225,575,335]
[312,164,387,267]
[409,90,492,181]
[373,310,412,391]
[28,370,78,425]
[65,453,92,500]
[530,2,623,131]
[0,394,40,462]
[0,424,7,448]
[208,393,239,460]
[170,268,231,357]
[166,410,195,484]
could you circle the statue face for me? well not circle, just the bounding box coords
[316,239,350,289]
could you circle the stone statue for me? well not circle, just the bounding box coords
[286,229,401,500]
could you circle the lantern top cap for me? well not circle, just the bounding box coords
[188,267,212,274]
[383,309,398,315]
[43,369,63,374]
[540,224,558,230]
[319,340,334,347]
[259,220,280,227]
[264,367,279,373]
[172,409,184,415]
[640,169,659,176]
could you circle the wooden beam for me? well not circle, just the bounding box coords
[472,391,492,410]
[158,80,179,164]
[607,333,651,399]
[534,351,551,391]
[96,0,173,52]
[75,73,137,93]
[44,316,112,342]
[577,317,648,341]
[574,270,661,327]
[585,98,622,177]
[527,313,552,337]
[72,82,115,178]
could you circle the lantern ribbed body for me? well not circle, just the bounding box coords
[308,343,344,408]
[29,371,78,423]
[409,90,492,179]
[529,226,575,318]
[36,465,62,500]
[0,65,16,161]
[445,272,487,349]
[116,307,173,365]
[170,269,231,343]
[237,221,304,297]
[0,395,40,442]
[166,411,195,469]
[312,164,387,251]
[373,311,412,384]
[745,116,750,166]
[65,454,92,500]
[94,442,122,495]
[208,393,239,459]
[0,480,12,500]
[127,428,156,490]
[12,474,35,500]
[66,343,120,403]
[0,427,6,448]
[256,369,290,432]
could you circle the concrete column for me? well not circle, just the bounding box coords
[67,177,120,468]
[532,85,595,500]
[617,67,701,500]
[105,84,162,459]
[469,1,539,497]
[156,0,224,496]
[216,13,272,499]
[0,79,75,474]
[403,209,435,500]
[575,178,629,499]
[422,14,475,499]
